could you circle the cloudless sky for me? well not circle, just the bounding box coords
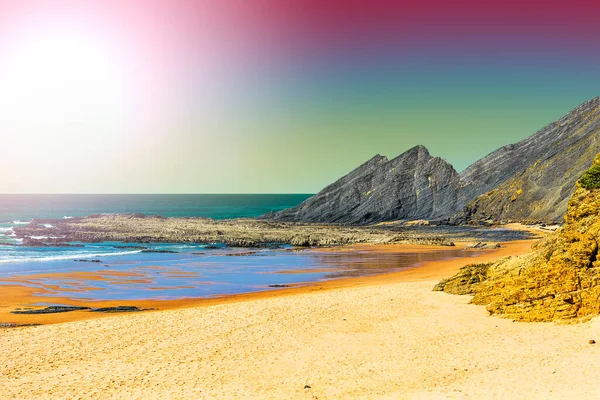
[1,0,599,193]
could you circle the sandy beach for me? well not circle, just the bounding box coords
[3,239,600,399]
[3,0,598,398]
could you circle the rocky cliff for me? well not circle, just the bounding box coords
[435,154,600,322]
[458,97,600,223]
[263,145,462,224]
[266,97,600,224]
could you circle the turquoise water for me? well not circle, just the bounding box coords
[0,194,312,222]
[0,194,311,258]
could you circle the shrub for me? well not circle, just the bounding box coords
[579,164,600,189]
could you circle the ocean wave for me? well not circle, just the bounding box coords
[11,220,31,225]
[0,227,14,233]
[0,249,143,264]
[63,216,74,219]
[42,223,55,228]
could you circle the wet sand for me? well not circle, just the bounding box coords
[0,242,521,326]
[3,238,600,399]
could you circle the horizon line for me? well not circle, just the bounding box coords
[0,193,316,196]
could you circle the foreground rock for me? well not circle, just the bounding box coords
[90,306,145,313]
[11,306,91,315]
[0,322,40,328]
[11,306,147,315]
[435,155,600,322]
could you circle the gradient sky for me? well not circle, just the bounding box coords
[1,0,600,193]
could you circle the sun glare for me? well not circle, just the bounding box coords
[0,27,132,127]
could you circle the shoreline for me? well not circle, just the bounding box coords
[5,237,599,399]
[0,239,536,326]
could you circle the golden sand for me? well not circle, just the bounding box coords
[4,240,599,398]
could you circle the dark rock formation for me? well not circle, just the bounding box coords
[11,306,90,314]
[264,145,462,224]
[0,322,40,328]
[266,97,600,225]
[457,97,600,224]
[90,306,145,313]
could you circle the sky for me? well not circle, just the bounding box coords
[1,0,600,193]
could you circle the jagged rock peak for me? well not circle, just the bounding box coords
[397,144,430,158]
[557,96,600,123]
[364,154,389,164]
[264,145,461,224]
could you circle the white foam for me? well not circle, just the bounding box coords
[63,216,74,219]
[0,249,142,264]
[42,224,55,229]
[11,220,31,225]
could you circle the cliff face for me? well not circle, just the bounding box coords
[264,145,461,224]
[458,97,600,223]
[435,155,600,322]
[266,97,600,225]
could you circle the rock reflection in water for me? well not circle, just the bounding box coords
[0,246,482,301]
[303,248,479,279]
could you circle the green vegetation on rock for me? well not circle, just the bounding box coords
[578,164,600,189]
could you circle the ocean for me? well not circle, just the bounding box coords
[0,194,312,222]
[0,246,479,302]
[0,194,311,262]
[0,194,479,303]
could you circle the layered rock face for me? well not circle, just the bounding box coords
[435,155,600,322]
[263,145,462,224]
[458,97,600,223]
[267,97,600,225]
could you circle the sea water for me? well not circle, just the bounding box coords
[0,244,480,301]
[0,194,481,302]
[0,194,312,222]
[0,193,311,251]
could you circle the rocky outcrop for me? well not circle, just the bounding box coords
[267,97,600,225]
[264,145,462,224]
[433,262,493,295]
[435,155,600,322]
[11,306,91,314]
[13,214,533,248]
[458,97,600,224]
